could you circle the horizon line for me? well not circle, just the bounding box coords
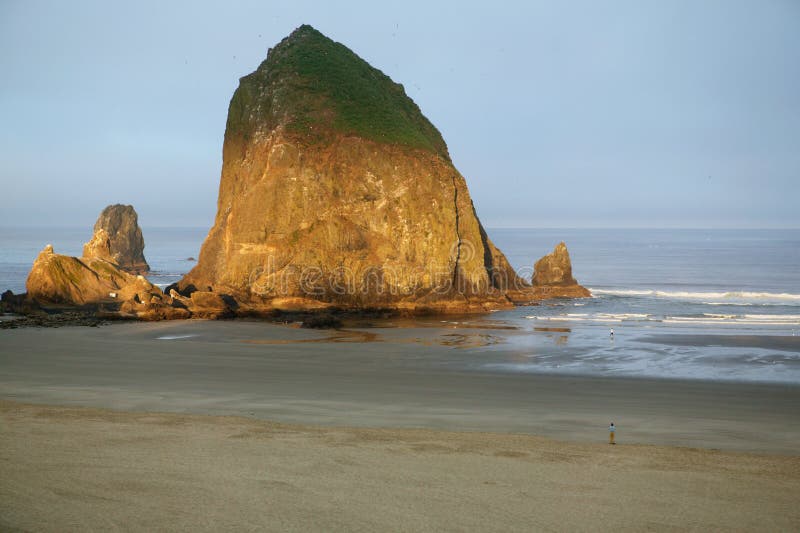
[1,225,798,231]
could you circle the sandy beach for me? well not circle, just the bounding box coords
[2,319,800,530]
[2,400,799,532]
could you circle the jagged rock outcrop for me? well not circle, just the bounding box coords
[25,244,187,320]
[82,228,115,264]
[177,25,527,313]
[533,242,577,286]
[531,242,590,298]
[83,204,149,273]
[27,244,137,305]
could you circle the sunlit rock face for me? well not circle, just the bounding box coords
[25,244,191,320]
[27,244,137,305]
[178,25,526,313]
[530,242,590,298]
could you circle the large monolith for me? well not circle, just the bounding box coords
[177,25,525,313]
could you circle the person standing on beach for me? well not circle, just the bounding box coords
[609,422,616,444]
[610,328,615,338]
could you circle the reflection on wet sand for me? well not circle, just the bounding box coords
[437,333,506,348]
[351,319,518,331]
[242,316,520,348]
[245,329,507,349]
[533,326,571,345]
[244,329,381,344]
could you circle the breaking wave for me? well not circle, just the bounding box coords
[525,312,800,327]
[591,288,800,304]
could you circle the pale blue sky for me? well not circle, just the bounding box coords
[1,0,798,228]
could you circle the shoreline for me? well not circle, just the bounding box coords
[2,320,799,454]
[2,399,799,531]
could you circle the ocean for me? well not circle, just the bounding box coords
[489,228,800,383]
[0,226,208,294]
[1,226,799,383]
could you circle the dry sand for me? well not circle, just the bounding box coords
[1,400,798,532]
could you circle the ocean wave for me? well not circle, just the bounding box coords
[701,302,788,307]
[662,318,798,326]
[525,312,800,326]
[525,313,656,323]
[591,288,800,303]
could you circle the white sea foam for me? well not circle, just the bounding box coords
[748,314,800,321]
[526,312,799,327]
[591,288,800,302]
[703,302,769,307]
[156,334,198,340]
[525,314,640,323]
[662,319,797,326]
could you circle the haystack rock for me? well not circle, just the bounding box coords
[177,25,528,313]
[83,204,149,274]
[531,242,590,298]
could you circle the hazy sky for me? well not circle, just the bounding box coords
[1,0,798,229]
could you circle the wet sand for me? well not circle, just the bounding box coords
[1,320,799,454]
[638,333,800,352]
[1,320,800,530]
[2,400,799,532]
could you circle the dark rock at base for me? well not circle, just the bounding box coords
[188,291,235,319]
[119,299,192,321]
[300,313,343,329]
[0,310,115,329]
[1,290,24,313]
[165,283,199,298]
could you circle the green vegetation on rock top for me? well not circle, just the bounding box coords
[227,25,450,159]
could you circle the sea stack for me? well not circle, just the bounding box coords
[177,25,525,313]
[83,204,149,274]
[531,242,590,298]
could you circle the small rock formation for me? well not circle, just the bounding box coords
[25,244,188,320]
[531,242,590,298]
[83,204,149,274]
[177,25,526,314]
[533,242,577,286]
[27,244,136,305]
